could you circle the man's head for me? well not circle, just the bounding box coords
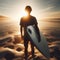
[25,6,32,15]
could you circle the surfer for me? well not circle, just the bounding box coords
[20,6,40,60]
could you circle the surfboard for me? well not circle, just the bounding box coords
[27,25,50,59]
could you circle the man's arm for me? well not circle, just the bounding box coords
[20,25,23,37]
[20,18,23,38]
[34,18,41,42]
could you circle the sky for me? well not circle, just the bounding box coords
[0,0,60,20]
[0,0,60,38]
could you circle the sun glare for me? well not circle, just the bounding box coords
[21,10,28,17]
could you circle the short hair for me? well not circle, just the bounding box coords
[25,6,32,12]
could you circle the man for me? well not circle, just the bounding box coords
[20,6,39,60]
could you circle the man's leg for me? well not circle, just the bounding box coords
[30,42,35,58]
[24,39,28,60]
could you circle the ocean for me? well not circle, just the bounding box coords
[0,18,60,39]
[0,18,60,60]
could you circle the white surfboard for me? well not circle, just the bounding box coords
[27,25,50,59]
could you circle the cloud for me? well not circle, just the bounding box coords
[35,6,56,19]
[0,6,11,9]
[45,11,60,18]
[0,15,8,20]
[39,6,55,13]
[38,7,60,19]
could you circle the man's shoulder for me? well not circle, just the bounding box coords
[20,16,25,21]
[21,15,36,20]
[31,15,36,19]
[21,16,24,19]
